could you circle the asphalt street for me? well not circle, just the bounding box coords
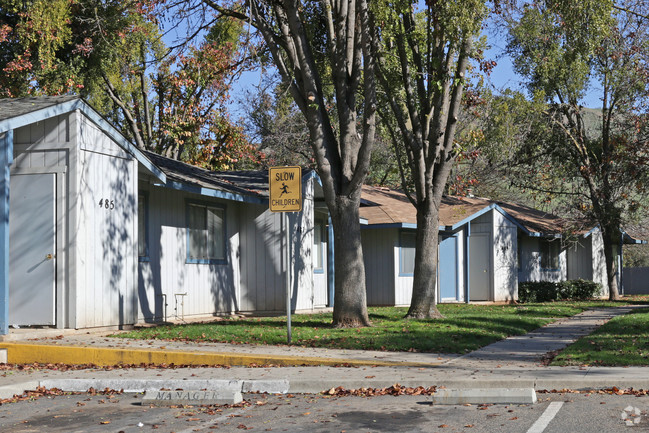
[0,391,647,433]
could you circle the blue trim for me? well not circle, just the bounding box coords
[303,170,319,183]
[164,180,265,205]
[0,130,12,334]
[0,99,166,183]
[362,222,417,230]
[622,231,647,244]
[398,229,416,276]
[0,99,84,133]
[583,226,599,238]
[444,204,498,232]
[327,216,334,307]
[185,199,228,265]
[439,233,460,301]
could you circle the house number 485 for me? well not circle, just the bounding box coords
[99,198,115,210]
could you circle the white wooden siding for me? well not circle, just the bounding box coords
[362,228,397,306]
[239,203,284,312]
[519,236,567,283]
[590,229,609,297]
[75,113,138,328]
[290,176,317,311]
[567,237,593,281]
[493,211,518,301]
[138,185,239,322]
[13,115,69,169]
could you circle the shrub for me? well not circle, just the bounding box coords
[561,279,601,300]
[518,279,602,303]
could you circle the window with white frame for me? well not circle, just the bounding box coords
[138,193,148,259]
[540,239,560,270]
[187,202,226,263]
[399,230,416,275]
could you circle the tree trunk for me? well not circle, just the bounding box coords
[406,200,443,319]
[602,227,620,300]
[330,195,371,328]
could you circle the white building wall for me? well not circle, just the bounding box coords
[492,211,518,302]
[138,184,239,322]
[567,237,594,281]
[75,112,138,328]
[519,236,566,283]
[590,229,609,297]
[290,175,316,311]
[237,175,318,313]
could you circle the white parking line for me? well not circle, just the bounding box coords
[526,401,564,433]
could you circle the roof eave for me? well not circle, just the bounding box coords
[0,98,166,184]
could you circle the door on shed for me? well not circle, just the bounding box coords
[9,173,57,326]
[439,235,459,301]
[469,234,491,301]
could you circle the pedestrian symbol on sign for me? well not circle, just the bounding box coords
[279,182,289,197]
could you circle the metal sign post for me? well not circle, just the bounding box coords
[269,166,302,345]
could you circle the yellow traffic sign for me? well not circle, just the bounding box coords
[269,166,302,212]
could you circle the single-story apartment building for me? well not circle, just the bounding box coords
[359,185,644,305]
[0,96,330,333]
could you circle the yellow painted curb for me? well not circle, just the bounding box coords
[0,343,439,368]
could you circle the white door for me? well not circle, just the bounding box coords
[469,234,491,301]
[9,173,56,326]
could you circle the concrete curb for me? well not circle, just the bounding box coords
[38,378,291,395]
[432,388,538,404]
[2,377,647,402]
[0,342,439,368]
[0,381,39,400]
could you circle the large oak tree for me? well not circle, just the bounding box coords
[505,0,649,299]
[373,0,488,317]
[203,0,377,326]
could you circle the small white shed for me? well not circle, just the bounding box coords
[0,96,164,331]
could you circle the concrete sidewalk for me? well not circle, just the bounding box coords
[0,305,647,399]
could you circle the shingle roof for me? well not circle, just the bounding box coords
[0,96,79,121]
[143,151,318,201]
[360,185,569,235]
[143,151,270,199]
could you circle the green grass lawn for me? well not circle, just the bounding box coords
[116,301,637,354]
[552,306,649,366]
